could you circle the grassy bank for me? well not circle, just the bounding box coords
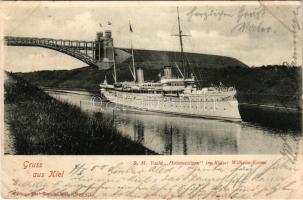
[4,73,157,155]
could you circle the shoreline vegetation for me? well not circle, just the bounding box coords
[4,73,157,155]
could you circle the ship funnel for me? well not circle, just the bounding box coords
[96,32,103,41]
[164,66,172,79]
[136,67,144,83]
[104,30,112,38]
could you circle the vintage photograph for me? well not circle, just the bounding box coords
[3,2,302,156]
[1,1,303,199]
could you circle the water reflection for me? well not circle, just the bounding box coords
[47,90,302,155]
[133,119,144,143]
[114,111,241,155]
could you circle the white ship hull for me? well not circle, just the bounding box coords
[101,89,242,122]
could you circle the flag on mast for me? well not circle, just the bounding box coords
[129,23,133,32]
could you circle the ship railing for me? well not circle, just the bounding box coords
[78,95,110,111]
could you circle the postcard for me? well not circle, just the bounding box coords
[1,1,302,199]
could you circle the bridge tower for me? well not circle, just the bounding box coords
[95,30,115,70]
[95,32,104,62]
[102,30,115,69]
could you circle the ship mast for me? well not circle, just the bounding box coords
[174,7,191,79]
[112,49,117,83]
[131,41,136,82]
[177,7,185,78]
[129,21,136,82]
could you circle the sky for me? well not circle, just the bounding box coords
[1,1,302,72]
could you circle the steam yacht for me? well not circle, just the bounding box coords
[100,8,241,121]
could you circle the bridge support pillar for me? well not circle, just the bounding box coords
[92,42,95,58]
[85,42,87,55]
[95,32,104,62]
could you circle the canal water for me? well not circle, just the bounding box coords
[47,90,302,155]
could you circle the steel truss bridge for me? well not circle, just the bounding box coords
[4,36,111,69]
